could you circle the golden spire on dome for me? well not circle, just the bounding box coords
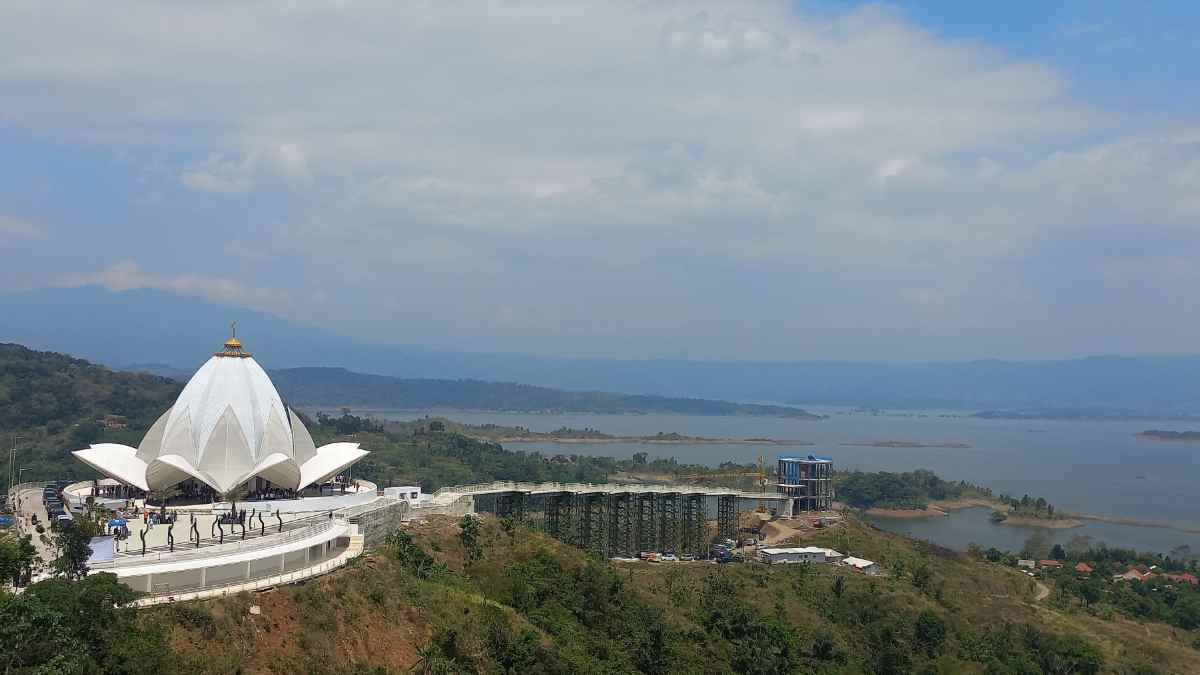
[215,321,251,357]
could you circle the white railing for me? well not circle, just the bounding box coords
[94,518,342,569]
[339,496,398,519]
[134,535,365,607]
[433,480,787,500]
[5,481,50,507]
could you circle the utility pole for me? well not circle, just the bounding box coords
[8,435,21,504]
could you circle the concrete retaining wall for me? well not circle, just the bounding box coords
[353,495,475,547]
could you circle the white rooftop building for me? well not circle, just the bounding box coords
[759,546,845,565]
[72,332,368,496]
[842,556,881,575]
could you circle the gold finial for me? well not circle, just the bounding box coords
[216,321,250,357]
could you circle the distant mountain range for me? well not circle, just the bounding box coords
[266,367,821,418]
[5,285,1200,415]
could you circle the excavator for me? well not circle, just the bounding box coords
[675,453,772,513]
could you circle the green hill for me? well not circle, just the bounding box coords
[140,514,1199,674]
[0,343,181,482]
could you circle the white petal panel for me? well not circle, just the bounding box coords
[289,408,318,465]
[135,408,171,463]
[250,452,302,490]
[298,442,369,491]
[260,406,292,461]
[72,444,149,491]
[160,404,198,465]
[146,455,207,491]
[198,405,255,493]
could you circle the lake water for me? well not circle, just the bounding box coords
[365,407,1200,555]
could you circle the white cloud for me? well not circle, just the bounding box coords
[1,1,1198,359]
[0,215,45,244]
[60,261,293,316]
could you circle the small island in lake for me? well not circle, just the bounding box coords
[1136,429,1200,443]
[839,440,971,449]
[481,427,815,445]
[838,469,1083,529]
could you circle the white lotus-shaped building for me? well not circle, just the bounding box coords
[73,335,368,495]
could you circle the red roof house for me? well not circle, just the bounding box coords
[1074,562,1094,574]
[1115,567,1153,582]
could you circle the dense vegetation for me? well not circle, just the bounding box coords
[142,514,1200,673]
[991,493,1062,521]
[0,573,170,674]
[271,366,822,418]
[834,469,989,510]
[6,509,1197,673]
[0,343,182,481]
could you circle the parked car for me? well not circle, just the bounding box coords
[660,553,678,562]
[679,553,696,561]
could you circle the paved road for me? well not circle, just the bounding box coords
[14,487,58,569]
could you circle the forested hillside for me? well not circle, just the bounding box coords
[144,514,1200,674]
[271,366,821,418]
[0,343,181,480]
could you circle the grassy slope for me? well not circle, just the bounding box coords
[150,515,1200,675]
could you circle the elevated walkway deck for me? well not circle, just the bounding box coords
[432,480,790,502]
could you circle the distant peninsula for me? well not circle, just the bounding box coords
[475,428,814,446]
[1136,429,1200,443]
[271,367,825,418]
[839,440,971,449]
[974,408,1200,421]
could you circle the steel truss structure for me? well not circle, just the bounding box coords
[474,487,740,560]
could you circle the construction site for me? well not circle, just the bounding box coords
[466,454,840,560]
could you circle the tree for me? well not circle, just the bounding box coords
[912,562,934,591]
[0,573,165,674]
[458,515,483,564]
[1078,578,1103,608]
[1051,544,1066,561]
[914,610,947,656]
[52,525,92,580]
[0,534,39,586]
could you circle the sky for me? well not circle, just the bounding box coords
[1,1,1199,362]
